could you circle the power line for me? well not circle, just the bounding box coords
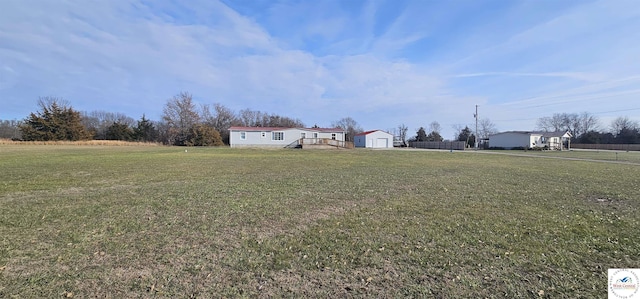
[518,90,640,110]
[493,76,640,110]
[492,107,640,122]
[590,107,640,115]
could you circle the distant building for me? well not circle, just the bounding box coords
[353,130,394,148]
[228,127,348,148]
[489,130,572,150]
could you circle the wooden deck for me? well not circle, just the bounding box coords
[287,138,354,149]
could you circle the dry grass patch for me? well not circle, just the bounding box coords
[0,138,160,146]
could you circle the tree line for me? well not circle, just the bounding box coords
[397,111,640,147]
[397,118,498,148]
[536,112,640,144]
[4,97,639,146]
[3,94,364,146]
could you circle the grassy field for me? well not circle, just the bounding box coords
[1,145,638,298]
[484,148,640,164]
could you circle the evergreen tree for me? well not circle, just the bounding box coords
[134,115,158,142]
[19,97,91,141]
[578,130,602,144]
[427,131,443,142]
[105,122,134,141]
[415,127,427,141]
[457,126,475,147]
[616,127,640,144]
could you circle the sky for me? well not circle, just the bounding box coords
[1,0,640,139]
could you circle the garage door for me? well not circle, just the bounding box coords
[376,138,388,148]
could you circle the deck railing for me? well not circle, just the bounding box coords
[300,138,354,149]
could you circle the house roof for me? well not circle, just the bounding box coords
[355,130,377,136]
[228,126,344,133]
[304,127,345,133]
[354,130,392,136]
[490,131,543,136]
[541,131,572,138]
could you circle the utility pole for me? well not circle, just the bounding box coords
[474,105,478,149]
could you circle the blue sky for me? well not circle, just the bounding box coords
[1,0,639,139]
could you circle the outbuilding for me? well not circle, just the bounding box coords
[353,130,394,148]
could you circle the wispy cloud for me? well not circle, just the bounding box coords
[451,72,604,82]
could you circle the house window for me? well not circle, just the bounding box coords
[331,133,336,140]
[240,132,246,140]
[272,132,284,141]
[313,132,318,138]
[301,132,306,139]
[261,132,267,138]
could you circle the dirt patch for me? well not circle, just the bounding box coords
[584,195,634,210]
[257,261,407,298]
[587,195,620,204]
[250,197,377,241]
[594,197,613,203]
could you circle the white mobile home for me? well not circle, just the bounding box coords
[228,127,347,148]
[353,130,394,148]
[489,131,572,150]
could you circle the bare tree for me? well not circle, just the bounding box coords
[610,116,639,136]
[576,112,599,137]
[451,124,465,140]
[537,112,599,138]
[331,117,363,142]
[82,110,135,139]
[477,118,498,139]
[0,119,22,139]
[213,104,239,130]
[238,109,261,127]
[265,114,304,127]
[38,96,71,110]
[202,103,239,145]
[237,108,304,128]
[238,109,268,127]
[155,121,172,145]
[537,114,567,132]
[397,124,408,146]
[429,121,442,135]
[565,113,580,136]
[162,92,201,145]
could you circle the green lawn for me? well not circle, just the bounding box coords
[1,145,638,298]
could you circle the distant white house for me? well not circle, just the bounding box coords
[353,130,394,148]
[228,127,347,148]
[489,130,572,150]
